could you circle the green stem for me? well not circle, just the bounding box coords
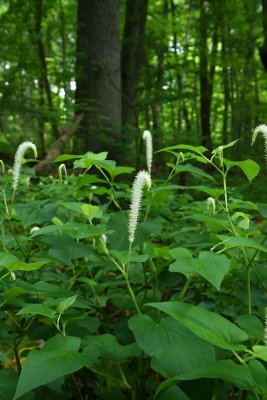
[179,275,193,300]
[89,367,130,388]
[118,364,131,390]
[71,374,84,400]
[123,269,141,314]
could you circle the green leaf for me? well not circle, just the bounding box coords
[224,159,260,183]
[57,295,78,314]
[187,186,225,199]
[196,251,231,291]
[81,204,102,219]
[83,334,140,363]
[236,315,264,340]
[217,235,267,253]
[0,252,18,266]
[0,369,18,400]
[2,287,30,302]
[109,166,135,178]
[155,360,255,397]
[212,140,239,153]
[30,225,69,237]
[158,144,208,155]
[128,315,214,378]
[15,203,56,228]
[248,359,267,396]
[16,304,56,319]
[73,151,109,168]
[110,250,149,265]
[54,154,83,162]
[174,164,214,181]
[65,222,106,239]
[147,302,248,350]
[169,249,231,290]
[14,335,85,399]
[252,345,267,361]
[258,203,267,219]
[7,260,49,272]
[169,248,195,279]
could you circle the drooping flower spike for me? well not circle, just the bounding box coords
[128,170,152,244]
[143,130,153,174]
[206,197,216,215]
[13,141,37,191]
[252,125,267,164]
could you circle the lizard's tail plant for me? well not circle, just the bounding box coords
[207,197,216,215]
[143,130,153,174]
[58,163,68,187]
[0,160,5,174]
[128,170,152,250]
[251,124,267,164]
[12,141,37,203]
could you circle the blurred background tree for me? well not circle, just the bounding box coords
[0,0,266,166]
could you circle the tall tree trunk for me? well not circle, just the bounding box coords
[260,0,267,71]
[199,0,218,149]
[121,0,149,135]
[152,0,168,145]
[75,0,121,158]
[35,0,58,139]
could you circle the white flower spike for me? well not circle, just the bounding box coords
[128,170,152,244]
[143,130,153,174]
[252,125,267,164]
[13,141,37,191]
[207,197,216,215]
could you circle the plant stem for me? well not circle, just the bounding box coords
[123,269,141,314]
[179,275,193,300]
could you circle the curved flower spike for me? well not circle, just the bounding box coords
[128,170,152,244]
[13,141,37,191]
[143,130,153,174]
[207,197,216,215]
[252,124,267,146]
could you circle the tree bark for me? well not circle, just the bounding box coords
[35,0,58,139]
[121,0,149,132]
[75,0,121,159]
[34,114,83,175]
[259,0,267,71]
[199,0,218,149]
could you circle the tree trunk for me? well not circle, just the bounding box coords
[35,0,58,139]
[121,0,149,134]
[199,0,218,149]
[35,114,83,175]
[75,0,121,159]
[260,0,267,71]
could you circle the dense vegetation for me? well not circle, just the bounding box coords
[2,1,267,399]
[0,135,267,399]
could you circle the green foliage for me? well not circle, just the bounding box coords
[1,141,267,400]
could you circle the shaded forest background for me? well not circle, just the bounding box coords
[1,0,267,167]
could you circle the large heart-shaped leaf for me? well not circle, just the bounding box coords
[129,315,215,377]
[147,302,248,350]
[14,335,85,399]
